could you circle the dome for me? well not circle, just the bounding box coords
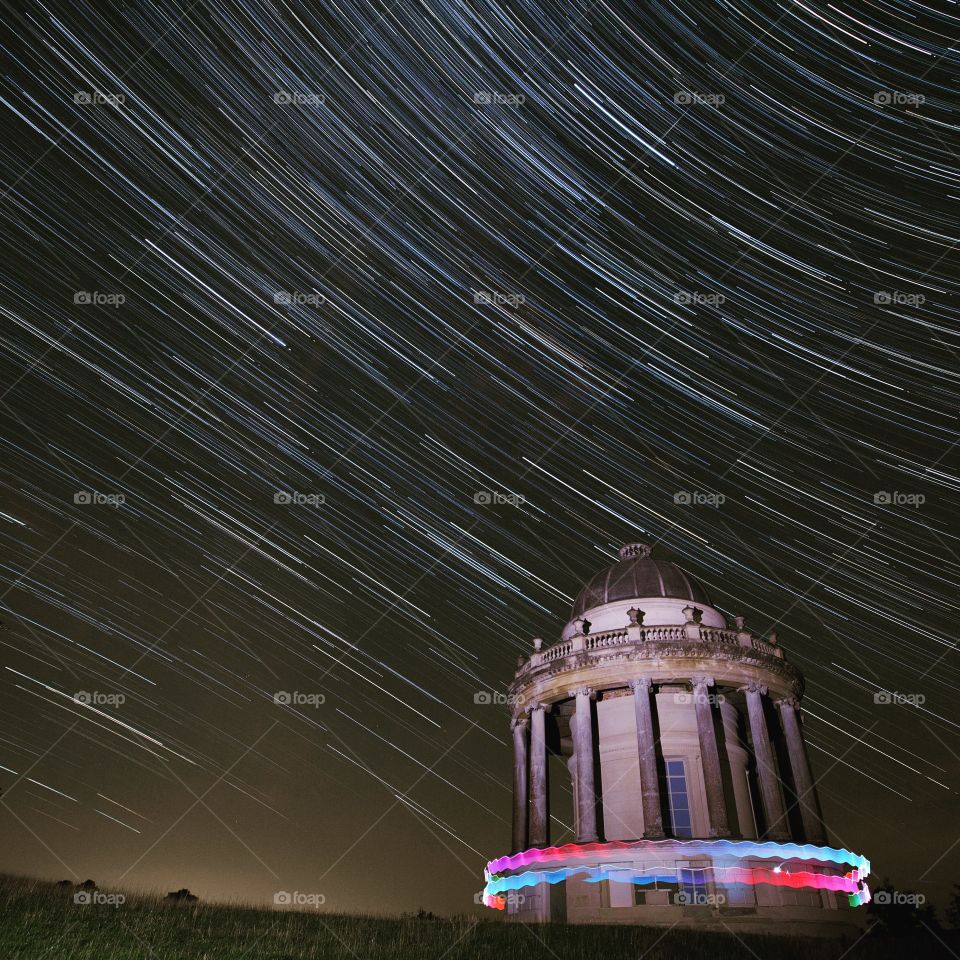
[571,542,712,619]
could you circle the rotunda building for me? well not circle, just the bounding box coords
[481,542,870,936]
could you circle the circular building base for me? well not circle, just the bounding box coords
[482,839,870,937]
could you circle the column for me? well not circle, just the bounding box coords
[511,716,529,853]
[629,677,664,838]
[743,683,789,841]
[778,697,828,845]
[691,676,730,837]
[528,703,551,847]
[570,688,598,843]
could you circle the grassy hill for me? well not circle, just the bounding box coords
[0,875,954,960]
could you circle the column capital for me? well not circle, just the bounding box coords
[690,674,715,689]
[628,677,653,693]
[741,681,768,696]
[510,715,530,732]
[527,701,552,715]
[775,695,800,711]
[568,686,596,700]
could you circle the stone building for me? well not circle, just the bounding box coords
[481,542,870,936]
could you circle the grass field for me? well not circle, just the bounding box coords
[0,875,954,960]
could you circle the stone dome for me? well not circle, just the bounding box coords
[571,542,712,619]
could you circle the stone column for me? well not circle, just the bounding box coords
[570,687,598,843]
[528,703,551,847]
[777,697,828,845]
[743,683,789,841]
[691,676,730,837]
[511,716,529,853]
[629,677,664,838]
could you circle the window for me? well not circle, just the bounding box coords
[632,864,677,905]
[604,865,635,908]
[678,863,710,906]
[663,759,693,838]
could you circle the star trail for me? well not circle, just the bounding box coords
[1,0,959,920]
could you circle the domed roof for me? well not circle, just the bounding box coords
[571,542,712,619]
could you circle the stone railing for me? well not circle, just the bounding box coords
[700,626,740,644]
[584,628,629,650]
[636,625,686,643]
[749,636,781,658]
[521,621,784,674]
[541,641,574,663]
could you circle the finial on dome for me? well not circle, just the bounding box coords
[619,542,652,560]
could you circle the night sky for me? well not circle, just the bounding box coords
[1,0,959,919]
